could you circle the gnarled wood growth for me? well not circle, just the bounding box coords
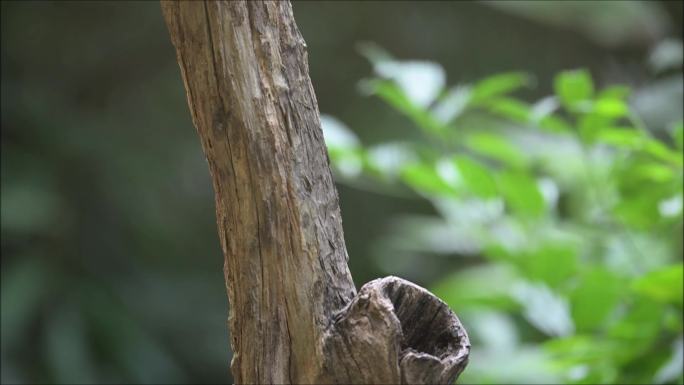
[160,1,469,383]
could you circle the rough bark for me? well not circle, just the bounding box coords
[160,1,469,384]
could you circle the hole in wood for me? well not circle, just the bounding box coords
[323,276,469,383]
[379,277,469,360]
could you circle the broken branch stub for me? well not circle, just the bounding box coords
[323,276,470,384]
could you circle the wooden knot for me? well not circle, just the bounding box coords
[322,276,470,384]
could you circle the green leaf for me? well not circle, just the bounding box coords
[545,335,616,363]
[432,86,471,123]
[608,298,665,363]
[363,79,446,134]
[570,268,625,331]
[487,241,579,289]
[461,344,562,384]
[431,264,520,310]
[364,79,416,115]
[629,162,676,182]
[589,126,682,167]
[613,193,662,230]
[643,138,683,167]
[529,97,573,132]
[523,243,579,288]
[453,156,498,198]
[530,96,560,121]
[539,114,573,133]
[497,171,545,218]
[673,121,683,150]
[632,264,683,306]
[592,97,629,118]
[512,281,575,337]
[400,162,456,196]
[366,142,416,178]
[554,69,594,109]
[578,114,616,142]
[594,127,645,148]
[598,85,631,100]
[483,97,531,122]
[470,72,532,105]
[373,60,446,108]
[465,133,527,169]
[359,45,447,108]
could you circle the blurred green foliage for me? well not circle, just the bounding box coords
[1,1,682,384]
[322,44,683,384]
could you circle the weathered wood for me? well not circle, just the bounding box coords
[160,1,469,384]
[323,277,470,384]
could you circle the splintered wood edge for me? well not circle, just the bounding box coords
[322,276,470,384]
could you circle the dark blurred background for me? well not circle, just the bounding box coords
[1,1,682,384]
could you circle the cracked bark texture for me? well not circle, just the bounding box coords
[161,1,469,384]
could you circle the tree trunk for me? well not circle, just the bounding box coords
[160,1,469,384]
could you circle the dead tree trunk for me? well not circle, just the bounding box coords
[160,1,469,383]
